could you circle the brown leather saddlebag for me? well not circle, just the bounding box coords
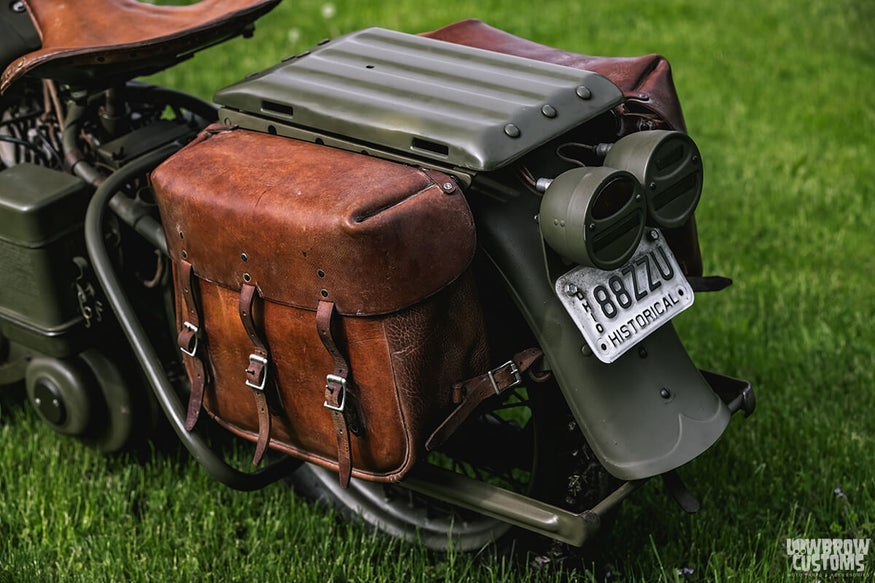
[151,125,489,485]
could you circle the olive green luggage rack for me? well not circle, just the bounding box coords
[214,27,623,172]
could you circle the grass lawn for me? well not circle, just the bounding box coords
[1,0,873,581]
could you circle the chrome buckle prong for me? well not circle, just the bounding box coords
[488,360,522,395]
[324,374,347,412]
[245,353,269,391]
[179,321,199,357]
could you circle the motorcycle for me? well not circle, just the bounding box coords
[0,0,754,555]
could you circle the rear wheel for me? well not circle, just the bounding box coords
[286,378,619,553]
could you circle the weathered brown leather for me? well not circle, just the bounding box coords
[422,19,703,275]
[154,127,489,482]
[316,300,353,487]
[176,259,208,432]
[1,0,279,92]
[154,126,477,317]
[238,283,271,465]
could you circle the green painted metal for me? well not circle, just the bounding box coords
[603,130,703,229]
[216,108,475,186]
[469,180,732,481]
[214,27,623,172]
[402,464,644,547]
[0,163,90,356]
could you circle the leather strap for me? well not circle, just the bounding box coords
[316,300,353,488]
[239,283,272,466]
[426,348,545,451]
[177,260,208,432]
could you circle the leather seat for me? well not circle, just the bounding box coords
[1,0,280,93]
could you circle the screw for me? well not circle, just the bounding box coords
[241,252,248,262]
[638,346,648,359]
[564,283,579,296]
[648,230,660,241]
[576,86,592,100]
[541,104,557,118]
[660,388,672,399]
[503,123,521,138]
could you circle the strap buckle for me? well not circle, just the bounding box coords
[179,321,199,357]
[324,374,347,412]
[245,353,269,391]
[488,360,522,395]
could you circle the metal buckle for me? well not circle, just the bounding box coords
[179,321,199,357]
[245,354,269,391]
[323,374,347,412]
[488,360,522,395]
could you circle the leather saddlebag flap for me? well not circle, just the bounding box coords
[152,126,488,483]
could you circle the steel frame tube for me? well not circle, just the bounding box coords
[84,146,298,490]
[401,464,644,547]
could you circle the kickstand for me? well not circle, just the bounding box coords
[663,470,701,514]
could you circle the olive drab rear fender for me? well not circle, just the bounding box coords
[470,184,730,481]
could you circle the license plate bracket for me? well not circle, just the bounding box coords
[555,230,694,363]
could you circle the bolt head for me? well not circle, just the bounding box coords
[575,86,592,100]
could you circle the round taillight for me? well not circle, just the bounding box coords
[604,130,703,229]
[539,166,646,270]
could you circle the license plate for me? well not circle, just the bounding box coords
[555,230,694,363]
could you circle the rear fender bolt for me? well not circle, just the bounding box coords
[648,230,660,241]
